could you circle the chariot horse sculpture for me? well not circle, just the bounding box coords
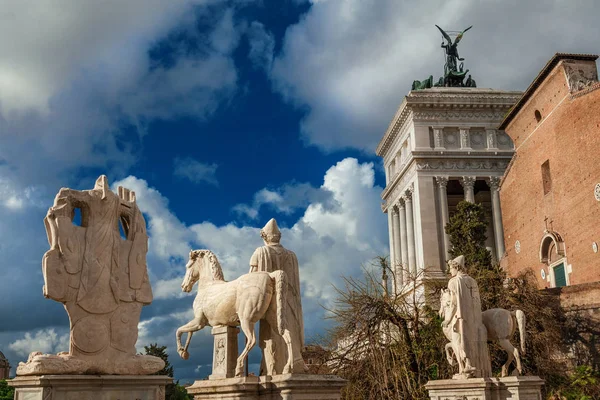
[440,289,526,377]
[175,249,294,376]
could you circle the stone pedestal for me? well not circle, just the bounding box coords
[209,325,240,380]
[425,376,544,400]
[187,374,346,400]
[9,374,172,400]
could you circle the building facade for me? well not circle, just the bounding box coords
[0,351,9,379]
[377,88,521,295]
[499,53,600,292]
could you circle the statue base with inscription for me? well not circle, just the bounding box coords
[425,376,544,400]
[9,375,172,400]
[186,374,346,400]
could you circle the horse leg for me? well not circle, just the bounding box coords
[176,317,204,360]
[498,339,516,377]
[512,342,523,376]
[281,329,294,374]
[235,319,256,377]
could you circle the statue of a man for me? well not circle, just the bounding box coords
[444,255,491,379]
[249,218,307,375]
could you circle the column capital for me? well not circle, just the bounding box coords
[487,176,501,191]
[435,176,449,188]
[402,184,414,201]
[460,176,476,189]
[396,198,406,209]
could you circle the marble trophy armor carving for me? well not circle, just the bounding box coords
[17,175,164,376]
[249,218,308,376]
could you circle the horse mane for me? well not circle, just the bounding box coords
[204,250,224,281]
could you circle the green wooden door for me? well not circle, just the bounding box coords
[553,263,567,287]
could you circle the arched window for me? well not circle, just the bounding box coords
[534,109,542,123]
[539,231,568,287]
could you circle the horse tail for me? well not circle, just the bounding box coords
[513,309,526,355]
[269,270,287,335]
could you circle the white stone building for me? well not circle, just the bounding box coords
[376,88,522,295]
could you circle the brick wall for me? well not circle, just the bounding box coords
[500,59,600,289]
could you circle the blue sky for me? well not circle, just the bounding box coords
[0,0,599,384]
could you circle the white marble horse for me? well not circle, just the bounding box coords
[175,249,293,376]
[440,288,526,377]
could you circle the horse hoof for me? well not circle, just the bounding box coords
[178,349,189,360]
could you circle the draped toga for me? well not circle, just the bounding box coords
[250,244,305,375]
[447,271,491,378]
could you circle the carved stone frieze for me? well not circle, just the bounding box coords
[416,160,510,172]
[563,61,598,93]
[413,110,507,121]
[486,129,498,149]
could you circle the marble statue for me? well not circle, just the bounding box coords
[440,290,527,377]
[175,249,294,377]
[17,175,164,376]
[249,218,307,376]
[440,255,491,379]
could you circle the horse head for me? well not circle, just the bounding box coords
[181,249,224,292]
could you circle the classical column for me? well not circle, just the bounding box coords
[404,186,417,277]
[459,128,471,149]
[488,177,506,260]
[461,176,476,203]
[387,209,395,281]
[391,206,403,287]
[486,128,498,150]
[398,200,409,285]
[433,127,444,150]
[435,176,451,260]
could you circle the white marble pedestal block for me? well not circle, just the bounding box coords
[425,376,544,400]
[209,325,240,380]
[187,374,346,400]
[9,375,172,400]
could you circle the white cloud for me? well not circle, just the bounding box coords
[173,157,219,186]
[0,0,243,194]
[233,182,333,220]
[272,0,600,152]
[9,329,69,357]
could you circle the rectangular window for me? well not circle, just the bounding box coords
[541,160,552,195]
[553,262,567,287]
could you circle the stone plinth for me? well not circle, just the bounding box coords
[425,376,544,400]
[9,374,172,400]
[187,374,346,400]
[209,325,240,380]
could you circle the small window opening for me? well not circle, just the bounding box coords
[541,160,552,195]
[119,215,130,240]
[535,110,542,122]
[72,207,82,227]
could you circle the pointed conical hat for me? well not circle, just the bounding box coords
[261,218,281,236]
[449,255,465,269]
